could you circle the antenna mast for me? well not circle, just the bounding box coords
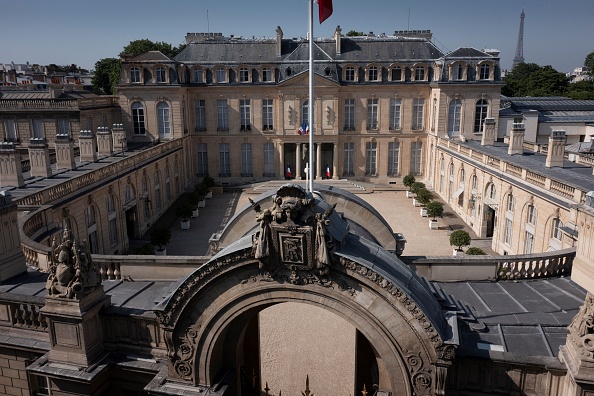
[512,9,525,69]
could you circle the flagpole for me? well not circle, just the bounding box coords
[308,0,314,193]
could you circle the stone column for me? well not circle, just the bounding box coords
[316,143,322,179]
[0,142,25,187]
[96,126,113,157]
[279,142,285,178]
[508,122,525,155]
[28,138,52,178]
[546,130,566,168]
[55,134,76,170]
[79,130,97,162]
[111,124,127,155]
[296,143,302,179]
[333,143,338,179]
[481,118,496,146]
[0,191,26,280]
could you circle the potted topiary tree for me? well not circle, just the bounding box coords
[466,247,486,255]
[426,201,444,229]
[449,230,471,256]
[410,182,426,206]
[187,192,200,218]
[151,227,171,255]
[176,203,193,230]
[195,183,209,208]
[202,176,215,199]
[403,174,416,198]
[416,188,433,216]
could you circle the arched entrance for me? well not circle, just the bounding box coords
[154,184,455,395]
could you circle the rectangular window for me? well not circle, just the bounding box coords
[344,99,355,131]
[368,66,379,81]
[365,142,377,176]
[194,100,206,131]
[415,67,425,81]
[32,118,44,139]
[157,104,171,138]
[88,231,98,254]
[410,141,423,175]
[388,142,400,176]
[101,115,107,128]
[5,118,16,141]
[480,64,490,80]
[262,99,274,130]
[507,195,515,212]
[343,142,354,177]
[367,99,378,130]
[527,206,536,225]
[156,68,166,83]
[389,99,401,130]
[525,231,534,254]
[132,104,145,135]
[216,68,226,83]
[241,143,252,177]
[412,98,425,130]
[217,99,229,131]
[197,143,209,177]
[109,218,117,247]
[505,219,513,245]
[262,68,272,82]
[240,99,251,131]
[239,68,249,82]
[345,67,355,81]
[130,68,140,83]
[194,69,204,83]
[57,118,70,136]
[219,143,231,177]
[263,142,275,177]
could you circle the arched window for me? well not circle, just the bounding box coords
[447,99,462,137]
[474,99,489,133]
[130,67,140,83]
[391,66,402,81]
[527,205,536,225]
[132,102,145,135]
[506,194,515,213]
[414,66,426,81]
[479,63,491,80]
[344,66,356,82]
[552,218,563,240]
[368,66,379,82]
[453,63,465,80]
[193,68,204,83]
[156,67,166,83]
[157,102,171,139]
[86,205,98,254]
[239,67,250,82]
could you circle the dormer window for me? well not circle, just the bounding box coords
[391,66,402,82]
[216,67,227,83]
[368,66,379,82]
[414,66,426,81]
[193,68,204,83]
[130,67,140,83]
[156,67,166,83]
[480,63,491,80]
[453,63,465,80]
[344,66,356,82]
[262,67,273,82]
[239,67,250,83]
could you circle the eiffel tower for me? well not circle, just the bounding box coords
[512,9,525,69]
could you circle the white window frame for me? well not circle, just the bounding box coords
[132,102,145,135]
[388,141,400,176]
[262,99,274,131]
[156,67,166,83]
[217,99,229,131]
[344,99,355,131]
[194,100,206,131]
[412,99,425,130]
[157,102,171,138]
[447,99,462,137]
[241,143,252,177]
[130,67,140,83]
[367,98,378,130]
[365,142,377,176]
[389,99,401,130]
[240,99,251,131]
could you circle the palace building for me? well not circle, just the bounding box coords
[1,27,594,395]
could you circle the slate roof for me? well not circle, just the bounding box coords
[444,47,495,58]
[129,51,172,62]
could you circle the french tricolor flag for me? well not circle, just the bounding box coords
[314,0,333,23]
[298,121,309,135]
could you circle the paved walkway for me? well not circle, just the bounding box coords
[131,181,495,257]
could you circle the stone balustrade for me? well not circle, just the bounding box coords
[92,254,210,281]
[438,137,586,204]
[0,294,47,333]
[0,96,118,110]
[406,247,575,282]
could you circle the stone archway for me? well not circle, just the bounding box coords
[154,184,455,395]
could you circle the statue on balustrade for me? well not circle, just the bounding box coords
[46,228,101,299]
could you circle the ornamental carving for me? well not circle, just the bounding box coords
[46,228,101,299]
[568,292,594,358]
[404,350,433,396]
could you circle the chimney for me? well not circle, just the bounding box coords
[546,130,567,168]
[508,122,525,155]
[481,118,496,146]
[335,25,342,54]
[276,26,283,57]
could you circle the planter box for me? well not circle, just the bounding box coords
[192,208,199,218]
[155,248,167,256]
[413,198,421,207]
[429,220,439,229]
[180,220,191,230]
[406,191,414,198]
[453,249,465,256]
[198,200,206,208]
[420,207,427,217]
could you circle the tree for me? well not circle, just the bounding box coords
[466,247,486,255]
[176,203,193,221]
[187,192,200,209]
[426,201,444,220]
[585,50,594,76]
[502,63,569,97]
[92,57,121,95]
[346,30,364,37]
[449,230,471,251]
[150,228,171,251]
[123,39,186,58]
[403,174,416,191]
[416,188,433,206]
[566,80,594,100]
[410,182,426,195]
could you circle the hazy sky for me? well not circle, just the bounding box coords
[3,0,593,73]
